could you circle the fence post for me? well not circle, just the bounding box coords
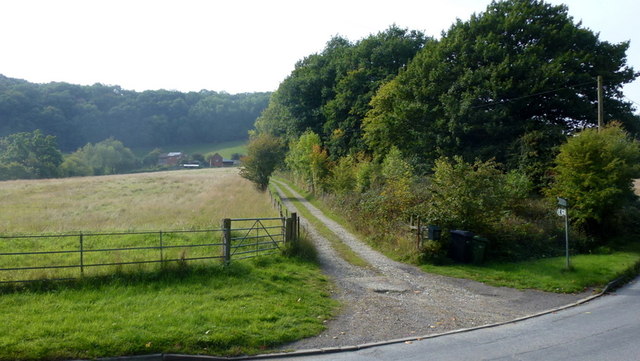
[291,212,298,243]
[79,232,84,276]
[159,231,164,265]
[222,218,231,265]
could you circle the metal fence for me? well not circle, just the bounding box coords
[0,215,299,284]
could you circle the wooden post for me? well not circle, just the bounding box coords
[222,218,231,265]
[598,75,604,131]
[291,212,298,243]
[285,216,293,244]
[416,217,422,250]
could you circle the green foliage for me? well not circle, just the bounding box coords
[61,138,139,176]
[256,26,427,156]
[424,156,512,234]
[547,123,640,239]
[141,148,163,167]
[328,155,357,195]
[0,75,270,151]
[240,134,285,191]
[285,131,330,192]
[363,0,639,170]
[0,129,63,180]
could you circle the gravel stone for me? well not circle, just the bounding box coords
[272,181,591,350]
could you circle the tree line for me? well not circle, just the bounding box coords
[0,75,270,151]
[244,0,640,260]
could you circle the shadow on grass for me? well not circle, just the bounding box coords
[0,261,254,295]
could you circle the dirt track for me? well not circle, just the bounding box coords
[272,180,591,350]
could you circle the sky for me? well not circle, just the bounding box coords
[1,0,639,110]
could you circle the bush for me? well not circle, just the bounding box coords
[239,134,285,191]
[546,122,640,241]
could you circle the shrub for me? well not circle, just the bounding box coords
[546,122,640,241]
[239,134,285,191]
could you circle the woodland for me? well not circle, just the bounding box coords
[0,75,270,151]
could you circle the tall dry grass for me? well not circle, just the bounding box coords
[0,168,277,234]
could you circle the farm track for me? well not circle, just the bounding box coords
[271,180,591,350]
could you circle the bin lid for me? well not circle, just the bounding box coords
[450,230,474,237]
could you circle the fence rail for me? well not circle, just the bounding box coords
[0,215,299,284]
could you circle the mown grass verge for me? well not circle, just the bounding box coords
[0,256,336,360]
[421,244,640,293]
[270,179,371,269]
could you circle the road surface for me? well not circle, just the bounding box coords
[261,277,640,361]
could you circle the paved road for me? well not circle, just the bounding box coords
[261,277,640,361]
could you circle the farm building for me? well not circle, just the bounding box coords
[158,152,184,166]
[209,153,236,167]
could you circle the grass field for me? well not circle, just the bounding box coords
[133,140,247,159]
[0,168,269,234]
[0,169,336,359]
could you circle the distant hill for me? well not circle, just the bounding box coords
[0,74,271,151]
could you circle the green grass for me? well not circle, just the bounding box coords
[0,168,273,233]
[132,140,247,159]
[420,246,640,293]
[0,257,336,360]
[0,169,338,358]
[271,178,371,269]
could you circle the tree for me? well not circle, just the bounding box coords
[285,131,324,189]
[0,130,63,179]
[239,134,285,191]
[66,138,138,176]
[424,156,512,235]
[546,122,640,238]
[363,0,639,172]
[255,26,427,158]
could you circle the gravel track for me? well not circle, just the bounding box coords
[271,181,590,350]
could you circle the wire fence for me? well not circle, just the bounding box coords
[0,215,299,284]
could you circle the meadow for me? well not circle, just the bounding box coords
[0,167,270,233]
[0,169,336,359]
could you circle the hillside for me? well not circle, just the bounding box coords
[0,74,270,151]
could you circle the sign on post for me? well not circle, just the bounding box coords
[556,197,570,269]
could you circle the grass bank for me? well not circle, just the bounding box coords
[0,257,336,360]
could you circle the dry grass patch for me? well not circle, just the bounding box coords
[0,168,277,233]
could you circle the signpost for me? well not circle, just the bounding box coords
[557,197,570,269]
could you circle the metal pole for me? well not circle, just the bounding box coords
[159,231,164,265]
[565,212,570,269]
[79,233,84,276]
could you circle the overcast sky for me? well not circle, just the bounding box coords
[1,0,638,110]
